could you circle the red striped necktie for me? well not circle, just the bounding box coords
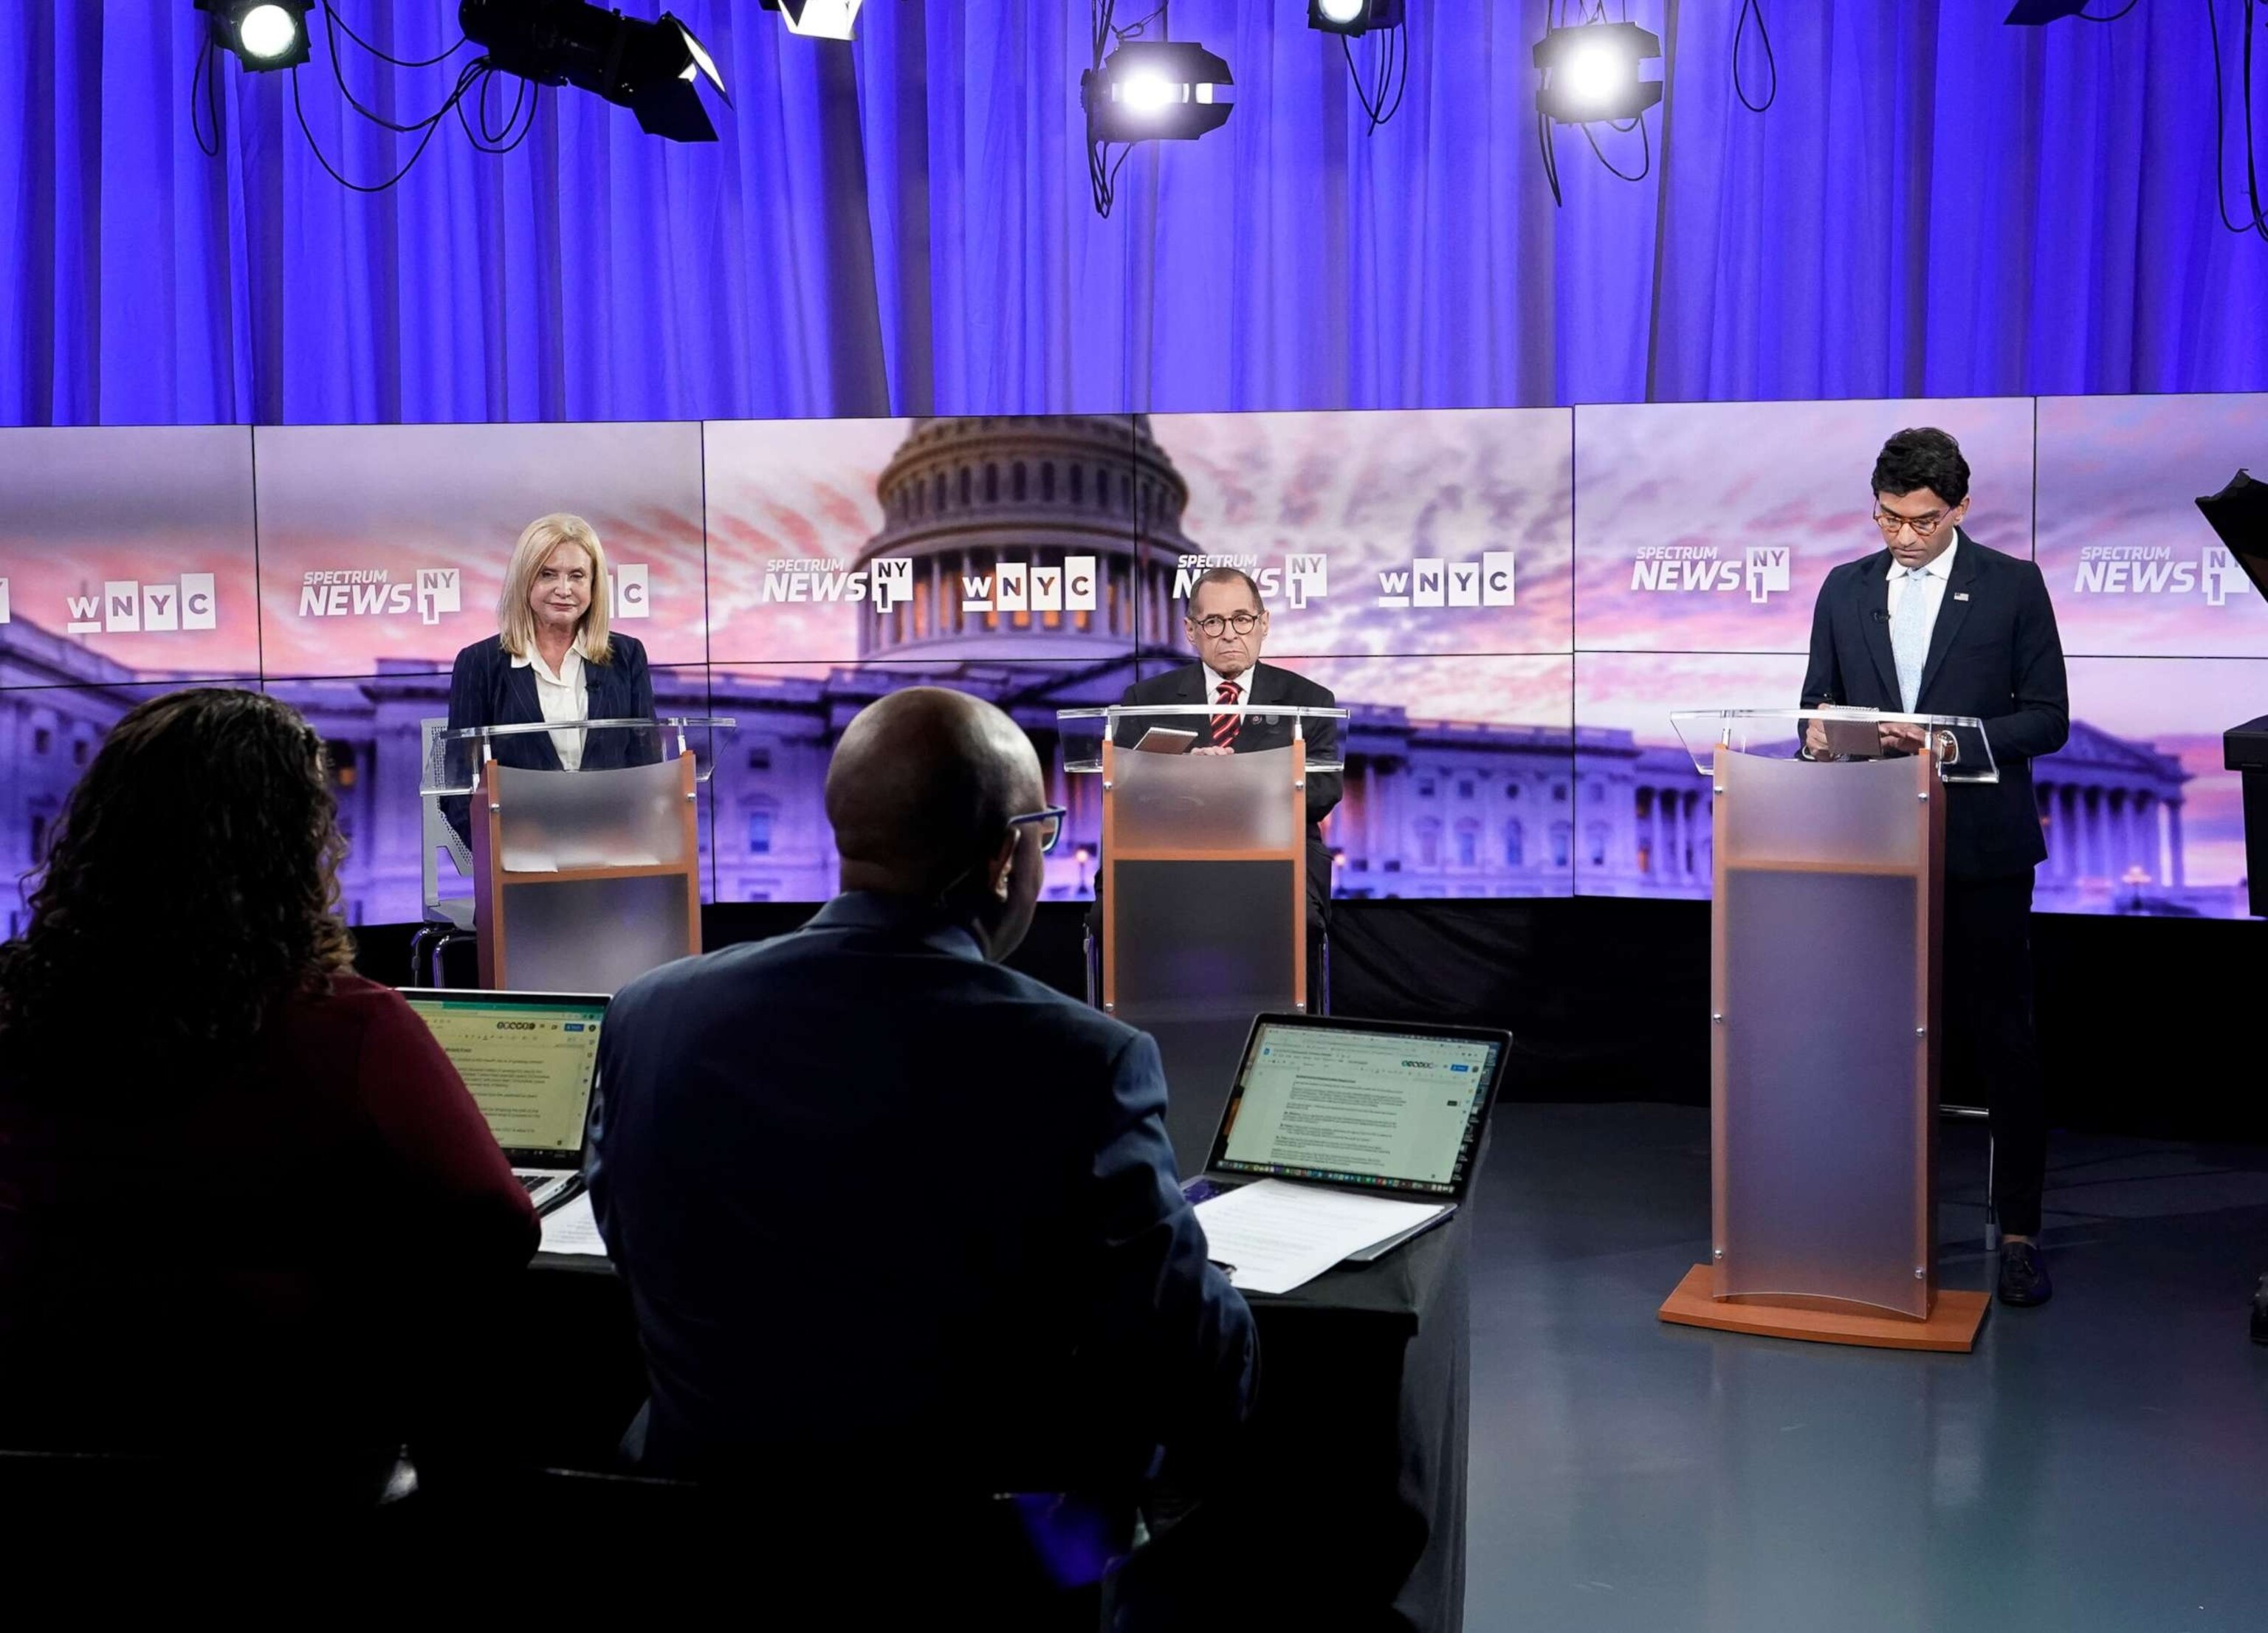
[1209,679,1242,749]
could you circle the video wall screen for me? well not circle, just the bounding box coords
[0,398,2258,926]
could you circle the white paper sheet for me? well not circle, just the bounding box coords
[540,1191,609,1256]
[1191,1179,1447,1296]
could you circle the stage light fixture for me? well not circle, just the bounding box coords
[1082,41,1235,145]
[458,1,730,142]
[196,0,312,71]
[1310,0,1403,38]
[1533,21,1663,125]
[760,0,865,41]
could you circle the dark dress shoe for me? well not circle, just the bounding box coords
[1998,1241,2052,1307]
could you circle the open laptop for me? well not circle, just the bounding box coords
[1182,1012,1511,1261]
[401,988,606,1216]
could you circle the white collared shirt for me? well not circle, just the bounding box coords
[514,639,589,771]
[1885,528,1961,654]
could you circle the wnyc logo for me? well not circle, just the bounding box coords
[762,557,913,612]
[62,574,219,634]
[1630,544,1790,605]
[962,556,1098,613]
[1375,552,1515,610]
[1171,553,1330,610]
[2073,546,2238,606]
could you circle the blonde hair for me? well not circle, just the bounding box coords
[497,513,613,664]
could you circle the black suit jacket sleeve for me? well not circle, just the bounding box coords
[1980,561,2069,766]
[1798,568,1847,710]
[1085,1031,1258,1472]
[1300,709,1342,828]
[615,637,663,766]
[441,644,487,846]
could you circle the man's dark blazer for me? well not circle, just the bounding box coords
[586,891,1259,1487]
[1117,664,1344,898]
[1799,531,2069,880]
[444,632,659,774]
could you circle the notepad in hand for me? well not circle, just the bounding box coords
[1135,727,1199,754]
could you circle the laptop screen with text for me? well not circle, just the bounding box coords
[1212,1019,1502,1197]
[403,992,605,1160]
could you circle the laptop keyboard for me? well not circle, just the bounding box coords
[515,1172,556,1193]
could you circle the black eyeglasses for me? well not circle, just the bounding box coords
[1188,611,1262,636]
[1007,806,1066,853]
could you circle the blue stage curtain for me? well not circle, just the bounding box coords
[2,1,2264,424]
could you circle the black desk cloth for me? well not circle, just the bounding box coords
[507,1216,1470,1633]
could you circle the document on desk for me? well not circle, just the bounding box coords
[539,1191,609,1256]
[1192,1179,1448,1296]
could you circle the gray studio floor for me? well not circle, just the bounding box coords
[1463,1104,2268,1633]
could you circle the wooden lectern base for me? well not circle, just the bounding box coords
[1657,1265,1990,1352]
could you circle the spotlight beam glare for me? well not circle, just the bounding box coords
[239,4,301,61]
[1119,72,1180,111]
[1561,44,1632,109]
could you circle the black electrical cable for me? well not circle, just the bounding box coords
[190,35,222,157]
[1734,0,1777,113]
[320,2,470,69]
[2077,0,2144,18]
[464,64,539,154]
[1537,109,1564,207]
[1581,106,1652,182]
[321,4,475,134]
[2207,0,2268,239]
[1339,2,1412,132]
[289,58,481,192]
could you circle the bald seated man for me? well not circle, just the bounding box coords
[589,687,1257,1493]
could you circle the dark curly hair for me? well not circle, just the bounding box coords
[1871,427,1970,509]
[0,689,353,1088]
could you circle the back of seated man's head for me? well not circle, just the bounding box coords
[824,688,1047,962]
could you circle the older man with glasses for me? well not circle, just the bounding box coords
[588,688,1256,1546]
[1798,427,2071,1307]
[1114,566,1344,939]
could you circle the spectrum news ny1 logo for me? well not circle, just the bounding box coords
[759,556,1099,615]
[0,564,653,638]
[1628,545,1792,605]
[295,563,652,625]
[2072,546,2239,606]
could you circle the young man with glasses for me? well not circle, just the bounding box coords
[1116,567,1343,935]
[1798,427,2071,1306]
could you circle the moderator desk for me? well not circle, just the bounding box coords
[512,1215,1471,1633]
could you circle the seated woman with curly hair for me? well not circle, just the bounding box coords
[0,690,538,1505]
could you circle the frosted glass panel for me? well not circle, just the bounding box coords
[1112,859,1299,1172]
[499,876,693,994]
[1112,745,1301,853]
[1719,752,1925,870]
[493,757,690,871]
[1718,867,1927,1317]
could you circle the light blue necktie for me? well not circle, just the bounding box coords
[1890,565,1931,712]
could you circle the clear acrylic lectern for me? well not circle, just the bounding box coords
[1059,704,1347,1173]
[1656,708,1997,1350]
[422,717,732,995]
